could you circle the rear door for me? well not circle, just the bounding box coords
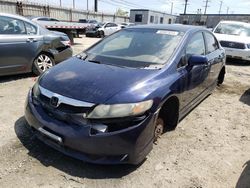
[0,16,42,75]
[104,23,119,35]
[110,23,120,34]
[204,31,224,88]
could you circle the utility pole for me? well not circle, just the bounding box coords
[218,1,223,14]
[87,0,89,11]
[59,0,62,7]
[73,0,75,9]
[227,7,229,14]
[171,2,173,15]
[203,0,210,14]
[94,0,98,12]
[184,0,188,15]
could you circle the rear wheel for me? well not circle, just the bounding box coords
[32,53,55,76]
[217,67,225,86]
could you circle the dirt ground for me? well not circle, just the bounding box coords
[0,36,250,188]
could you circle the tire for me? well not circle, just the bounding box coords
[99,30,105,38]
[217,67,225,86]
[32,53,55,76]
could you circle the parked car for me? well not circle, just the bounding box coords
[120,22,135,27]
[213,20,250,61]
[0,13,72,76]
[79,19,98,25]
[86,22,122,38]
[25,24,226,165]
[85,22,104,37]
[27,16,60,22]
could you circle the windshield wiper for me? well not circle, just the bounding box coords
[88,60,101,64]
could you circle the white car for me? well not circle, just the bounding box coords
[213,21,250,61]
[98,22,123,37]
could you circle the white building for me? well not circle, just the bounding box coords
[130,9,177,25]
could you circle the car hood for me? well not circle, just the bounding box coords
[39,57,156,104]
[214,33,250,44]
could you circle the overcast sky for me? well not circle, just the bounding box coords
[26,0,250,15]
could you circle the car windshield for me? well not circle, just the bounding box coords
[214,23,250,37]
[86,28,183,68]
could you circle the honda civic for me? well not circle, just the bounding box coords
[0,13,72,76]
[25,24,226,164]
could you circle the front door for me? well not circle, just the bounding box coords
[178,32,210,111]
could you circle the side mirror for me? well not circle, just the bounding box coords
[188,55,208,66]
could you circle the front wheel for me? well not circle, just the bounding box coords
[32,53,55,76]
[99,31,105,38]
[154,117,165,143]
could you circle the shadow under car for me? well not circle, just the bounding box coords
[14,116,142,179]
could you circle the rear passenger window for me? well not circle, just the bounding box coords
[205,32,219,54]
[186,32,205,56]
[25,22,37,35]
[105,23,112,27]
[0,16,26,35]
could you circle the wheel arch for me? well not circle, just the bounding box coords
[29,50,54,70]
[156,95,180,131]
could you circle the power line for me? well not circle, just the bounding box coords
[99,0,131,10]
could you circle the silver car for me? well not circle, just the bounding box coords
[0,13,73,76]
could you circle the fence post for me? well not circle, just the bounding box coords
[47,6,50,17]
[70,9,72,21]
[42,6,46,16]
[16,2,23,16]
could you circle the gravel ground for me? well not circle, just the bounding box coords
[0,36,250,188]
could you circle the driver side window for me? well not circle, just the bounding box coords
[186,32,205,56]
[178,32,205,68]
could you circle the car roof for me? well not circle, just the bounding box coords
[0,13,36,25]
[219,20,250,26]
[126,24,207,33]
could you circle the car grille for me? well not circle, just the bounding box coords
[35,86,95,115]
[38,93,93,114]
[220,41,246,49]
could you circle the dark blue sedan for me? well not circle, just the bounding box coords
[25,24,226,165]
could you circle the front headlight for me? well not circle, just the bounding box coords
[87,100,153,119]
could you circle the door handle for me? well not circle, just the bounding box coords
[26,38,37,42]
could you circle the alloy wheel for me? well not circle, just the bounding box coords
[35,54,53,72]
